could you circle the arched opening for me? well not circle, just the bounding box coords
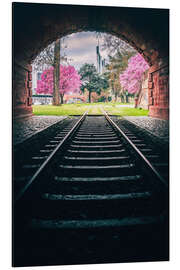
[31,31,142,107]
[13,3,169,119]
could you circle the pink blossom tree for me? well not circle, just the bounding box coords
[36,65,82,104]
[119,53,149,94]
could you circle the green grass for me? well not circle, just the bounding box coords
[32,103,149,116]
[32,104,90,116]
[103,104,149,116]
[88,105,103,115]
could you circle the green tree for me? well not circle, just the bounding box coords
[79,63,108,103]
[100,33,136,55]
[104,50,135,102]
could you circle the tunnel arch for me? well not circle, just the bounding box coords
[13,3,169,119]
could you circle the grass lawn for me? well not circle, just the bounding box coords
[32,103,149,116]
[32,103,90,116]
[103,104,149,116]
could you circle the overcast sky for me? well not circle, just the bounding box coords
[62,31,109,71]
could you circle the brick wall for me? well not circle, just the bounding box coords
[148,63,169,120]
[13,63,33,118]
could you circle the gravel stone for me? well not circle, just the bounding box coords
[13,115,67,145]
[123,116,169,143]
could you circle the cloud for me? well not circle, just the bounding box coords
[62,31,109,70]
[67,46,96,56]
[65,34,97,50]
[69,54,97,70]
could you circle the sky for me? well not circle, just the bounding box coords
[61,31,109,71]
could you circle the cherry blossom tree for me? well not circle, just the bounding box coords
[37,65,82,104]
[119,53,149,94]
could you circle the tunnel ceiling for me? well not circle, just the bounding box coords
[13,3,169,66]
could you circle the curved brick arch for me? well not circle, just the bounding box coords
[13,3,169,119]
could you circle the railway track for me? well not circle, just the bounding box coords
[13,111,169,267]
[13,116,80,198]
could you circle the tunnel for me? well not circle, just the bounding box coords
[12,4,169,266]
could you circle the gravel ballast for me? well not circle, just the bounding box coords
[123,116,169,143]
[13,115,169,145]
[13,115,67,145]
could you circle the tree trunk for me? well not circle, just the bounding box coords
[125,94,129,103]
[111,86,116,103]
[88,90,92,103]
[120,95,125,103]
[60,93,64,104]
[115,92,118,102]
[53,39,60,105]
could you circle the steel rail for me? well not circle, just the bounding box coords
[102,108,168,188]
[14,111,88,203]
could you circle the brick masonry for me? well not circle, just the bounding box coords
[13,63,33,118]
[136,62,169,120]
[148,63,169,120]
